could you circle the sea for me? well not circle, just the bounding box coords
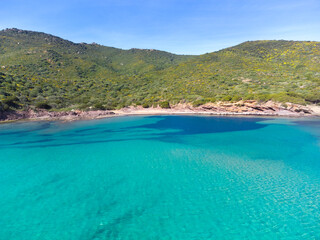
[0,115,319,240]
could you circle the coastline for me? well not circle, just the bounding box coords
[1,101,319,123]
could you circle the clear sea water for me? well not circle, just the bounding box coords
[0,115,320,240]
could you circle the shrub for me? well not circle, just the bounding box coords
[221,95,232,101]
[159,101,170,108]
[142,103,150,108]
[243,94,254,100]
[79,104,90,110]
[193,99,206,107]
[2,96,19,108]
[35,102,52,110]
[271,93,305,104]
[304,93,320,104]
[0,102,10,112]
[207,97,216,103]
[93,103,106,110]
[255,94,271,102]
[231,95,242,102]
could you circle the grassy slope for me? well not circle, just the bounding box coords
[0,28,319,111]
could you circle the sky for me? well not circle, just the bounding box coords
[0,0,320,54]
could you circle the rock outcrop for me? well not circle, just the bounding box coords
[0,109,115,122]
[196,101,316,116]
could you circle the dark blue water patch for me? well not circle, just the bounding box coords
[0,116,270,149]
[59,128,125,138]
[0,122,54,137]
[0,137,149,149]
[294,119,320,127]
[293,119,320,140]
[0,138,54,147]
[74,128,99,134]
[128,116,269,136]
[293,119,320,132]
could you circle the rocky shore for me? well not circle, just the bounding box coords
[1,101,319,123]
[0,109,116,122]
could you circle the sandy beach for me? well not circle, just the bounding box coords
[1,101,320,123]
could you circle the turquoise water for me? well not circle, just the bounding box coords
[0,116,320,240]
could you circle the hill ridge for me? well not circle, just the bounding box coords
[0,29,319,112]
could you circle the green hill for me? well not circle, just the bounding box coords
[0,28,319,112]
[157,40,320,105]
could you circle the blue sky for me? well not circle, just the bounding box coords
[1,0,320,54]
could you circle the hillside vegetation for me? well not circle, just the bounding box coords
[0,28,319,112]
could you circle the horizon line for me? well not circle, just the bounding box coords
[1,27,320,56]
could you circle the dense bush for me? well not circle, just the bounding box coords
[304,93,320,104]
[0,102,10,112]
[93,103,106,110]
[193,99,207,107]
[2,96,20,108]
[142,103,150,108]
[159,101,170,108]
[35,102,52,110]
[222,95,232,101]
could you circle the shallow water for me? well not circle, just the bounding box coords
[0,116,320,239]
